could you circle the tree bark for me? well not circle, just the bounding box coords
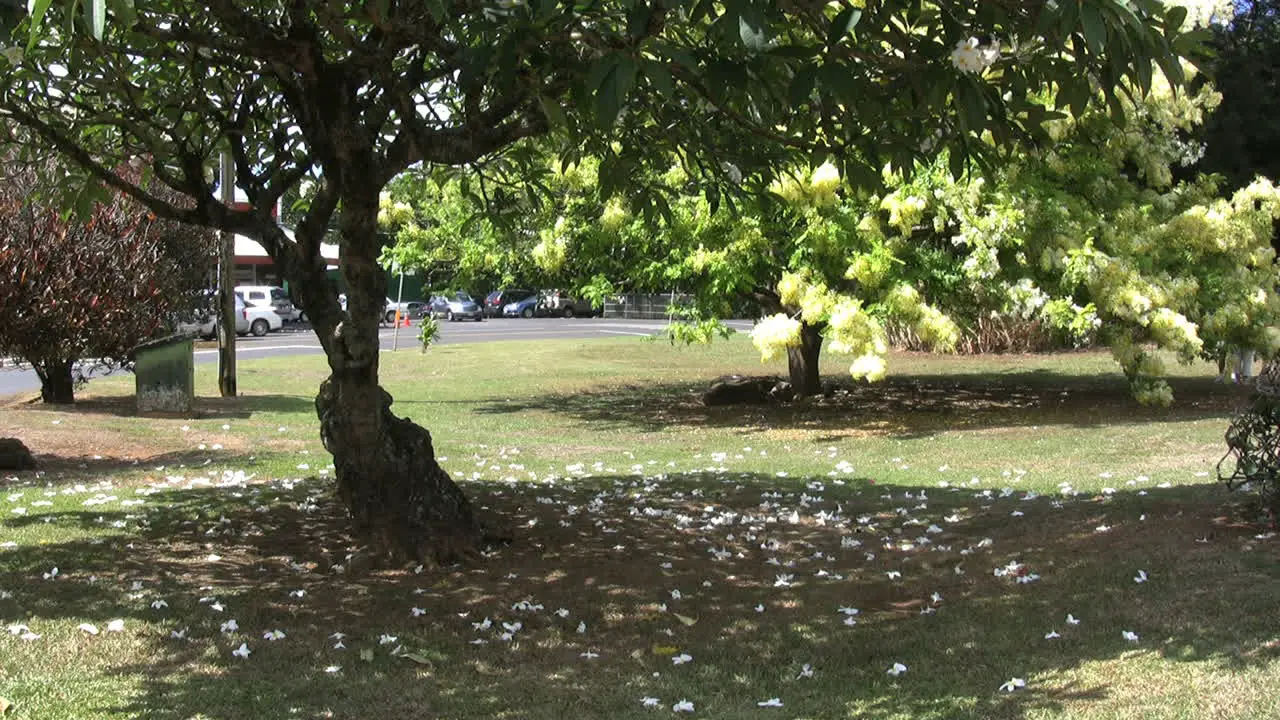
[316,371,482,564]
[34,358,75,404]
[310,186,485,564]
[787,321,823,398]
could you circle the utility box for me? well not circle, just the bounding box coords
[133,335,195,413]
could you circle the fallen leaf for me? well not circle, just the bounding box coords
[672,613,697,627]
[400,653,435,668]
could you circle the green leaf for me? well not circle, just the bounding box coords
[1164,4,1187,34]
[1136,57,1153,94]
[738,13,769,53]
[596,54,636,127]
[842,158,880,190]
[627,3,651,39]
[86,0,105,39]
[956,80,987,132]
[1106,91,1127,127]
[400,652,435,667]
[826,7,861,48]
[705,183,720,214]
[1057,0,1080,39]
[788,63,817,106]
[643,59,676,99]
[1080,3,1106,55]
[25,0,53,51]
[948,146,968,180]
[109,0,136,28]
[537,95,566,128]
[767,45,819,60]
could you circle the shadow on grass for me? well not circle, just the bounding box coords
[2,469,1278,719]
[18,448,263,481]
[8,393,317,420]
[472,371,1251,437]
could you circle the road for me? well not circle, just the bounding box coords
[0,317,756,397]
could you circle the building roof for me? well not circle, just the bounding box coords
[233,227,340,267]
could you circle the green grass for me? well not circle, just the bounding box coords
[1,335,1278,719]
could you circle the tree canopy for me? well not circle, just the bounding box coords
[1197,0,1280,191]
[379,3,1279,406]
[0,0,1203,560]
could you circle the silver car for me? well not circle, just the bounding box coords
[431,292,484,321]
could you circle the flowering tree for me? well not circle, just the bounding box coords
[0,160,216,403]
[0,0,1191,561]
[388,65,1280,407]
[752,48,1280,405]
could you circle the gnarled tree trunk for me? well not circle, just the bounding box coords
[787,321,824,398]
[33,358,75,404]
[305,187,484,564]
[316,370,482,563]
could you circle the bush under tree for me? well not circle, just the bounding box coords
[0,160,216,403]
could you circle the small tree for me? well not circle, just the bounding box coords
[0,160,215,403]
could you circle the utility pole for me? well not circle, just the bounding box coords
[217,150,237,397]
[391,266,405,351]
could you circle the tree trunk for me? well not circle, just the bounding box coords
[787,321,823,398]
[316,369,483,564]
[309,186,486,564]
[34,358,75,404]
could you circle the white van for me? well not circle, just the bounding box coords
[236,285,300,322]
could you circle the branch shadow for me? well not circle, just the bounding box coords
[11,448,263,481]
[8,393,318,420]
[471,371,1250,437]
[2,469,1277,719]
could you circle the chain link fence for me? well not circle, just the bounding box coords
[601,293,696,319]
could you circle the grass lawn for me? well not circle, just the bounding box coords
[1,334,1278,719]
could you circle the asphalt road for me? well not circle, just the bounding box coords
[0,317,755,397]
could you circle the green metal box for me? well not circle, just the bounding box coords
[133,335,195,413]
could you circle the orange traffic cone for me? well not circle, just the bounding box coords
[402,314,411,327]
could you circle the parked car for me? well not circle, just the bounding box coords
[236,285,300,322]
[541,290,598,318]
[503,290,598,318]
[502,294,540,318]
[178,292,283,338]
[384,297,426,324]
[484,288,534,317]
[429,292,484,322]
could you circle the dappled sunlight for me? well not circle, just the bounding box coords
[472,371,1248,439]
[2,461,1278,718]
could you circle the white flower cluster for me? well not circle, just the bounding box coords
[750,313,803,362]
[879,192,928,236]
[599,199,631,232]
[770,163,842,207]
[885,285,960,351]
[950,37,1000,74]
[1005,278,1049,319]
[532,231,568,273]
[829,298,887,351]
[1146,308,1203,360]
